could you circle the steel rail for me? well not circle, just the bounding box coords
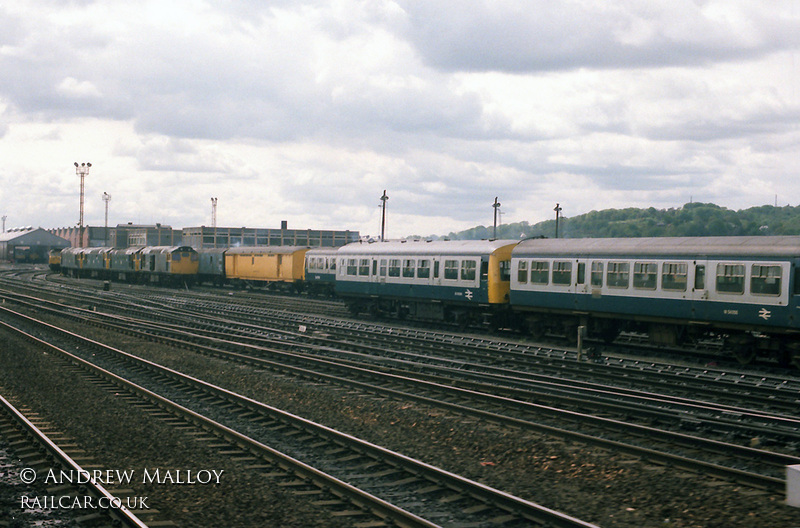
[3,298,791,493]
[0,393,151,528]
[0,307,600,528]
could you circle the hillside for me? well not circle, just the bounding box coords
[435,202,800,240]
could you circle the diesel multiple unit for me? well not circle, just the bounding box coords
[58,236,800,367]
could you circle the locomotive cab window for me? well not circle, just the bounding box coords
[716,263,744,294]
[751,265,781,296]
[553,261,572,285]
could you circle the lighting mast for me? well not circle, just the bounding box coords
[74,162,91,247]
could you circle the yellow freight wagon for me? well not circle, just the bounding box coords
[225,246,310,290]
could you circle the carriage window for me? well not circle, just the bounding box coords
[591,262,603,287]
[517,260,528,284]
[417,259,431,278]
[577,262,586,285]
[553,261,572,285]
[716,263,744,294]
[359,259,370,276]
[444,260,459,280]
[461,260,476,281]
[434,260,439,278]
[379,259,387,276]
[403,259,416,278]
[329,258,335,270]
[607,262,630,288]
[388,259,401,277]
[633,262,658,290]
[751,265,781,296]
[347,258,358,276]
[662,262,688,291]
[530,261,549,285]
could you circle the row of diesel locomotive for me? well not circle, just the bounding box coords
[60,246,200,285]
[57,236,800,366]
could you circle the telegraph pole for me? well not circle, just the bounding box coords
[380,190,388,241]
[74,162,91,247]
[492,197,501,239]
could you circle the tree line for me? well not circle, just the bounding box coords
[432,202,800,240]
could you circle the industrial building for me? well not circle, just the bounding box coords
[0,228,70,263]
[48,222,359,250]
[182,222,359,249]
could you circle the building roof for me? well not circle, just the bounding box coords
[0,228,70,247]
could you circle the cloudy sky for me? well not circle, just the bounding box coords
[1,1,799,238]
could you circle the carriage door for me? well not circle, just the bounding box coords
[690,261,709,319]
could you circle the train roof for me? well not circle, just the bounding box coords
[337,239,519,257]
[139,245,197,255]
[513,236,800,258]
[305,247,341,256]
[224,245,310,255]
[196,247,228,256]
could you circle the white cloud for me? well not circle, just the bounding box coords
[56,77,102,99]
[0,1,798,237]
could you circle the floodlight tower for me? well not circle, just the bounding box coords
[379,190,388,241]
[74,162,91,247]
[211,197,218,249]
[102,192,111,247]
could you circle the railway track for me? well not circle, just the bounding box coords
[0,305,599,528]
[2,288,798,493]
[0,388,154,527]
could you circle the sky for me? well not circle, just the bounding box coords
[1,1,799,239]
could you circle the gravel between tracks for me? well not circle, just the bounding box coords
[2,307,800,527]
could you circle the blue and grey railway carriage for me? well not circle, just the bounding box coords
[304,248,339,296]
[510,236,800,365]
[335,239,517,327]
